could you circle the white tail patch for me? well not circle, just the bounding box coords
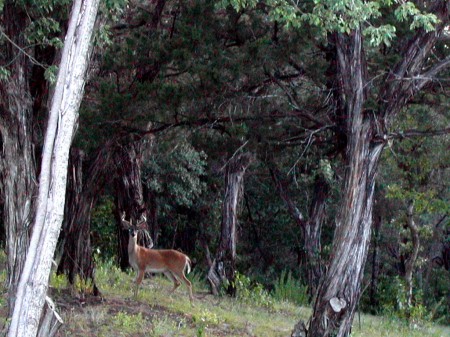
[185,257,191,274]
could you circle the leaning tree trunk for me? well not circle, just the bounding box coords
[307,29,385,337]
[114,138,151,270]
[0,1,36,314]
[7,1,100,336]
[208,152,254,296]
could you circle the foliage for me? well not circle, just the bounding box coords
[193,308,221,337]
[272,269,309,306]
[110,311,150,336]
[144,139,207,208]
[219,0,439,45]
[232,272,274,309]
[91,196,117,260]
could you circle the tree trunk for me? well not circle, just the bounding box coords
[208,152,253,296]
[404,201,419,309]
[269,163,329,298]
[57,148,100,295]
[305,175,329,299]
[145,187,160,246]
[307,29,385,337]
[369,215,382,308]
[0,1,36,314]
[304,1,449,330]
[7,1,100,335]
[114,139,151,270]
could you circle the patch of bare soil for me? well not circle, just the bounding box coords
[50,288,249,337]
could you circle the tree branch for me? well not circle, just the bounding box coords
[387,127,450,139]
[415,55,450,92]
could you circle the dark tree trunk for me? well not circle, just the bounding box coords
[57,148,102,296]
[305,175,329,299]
[245,196,275,269]
[209,152,254,296]
[369,215,382,308]
[0,2,36,313]
[269,163,329,298]
[145,186,160,246]
[114,140,151,270]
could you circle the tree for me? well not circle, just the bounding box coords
[217,0,448,335]
[0,1,38,313]
[208,152,254,295]
[7,1,100,335]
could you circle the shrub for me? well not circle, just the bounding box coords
[233,272,274,309]
[272,269,309,306]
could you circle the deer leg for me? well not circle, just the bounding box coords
[134,269,145,298]
[164,271,181,293]
[173,271,194,303]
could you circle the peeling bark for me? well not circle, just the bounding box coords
[209,152,254,296]
[0,1,36,314]
[114,139,152,270]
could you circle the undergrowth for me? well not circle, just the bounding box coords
[0,256,448,337]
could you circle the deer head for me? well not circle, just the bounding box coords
[121,212,153,248]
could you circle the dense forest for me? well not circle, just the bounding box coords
[0,0,449,336]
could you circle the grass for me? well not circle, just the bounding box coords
[0,259,449,337]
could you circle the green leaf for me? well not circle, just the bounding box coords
[44,65,58,84]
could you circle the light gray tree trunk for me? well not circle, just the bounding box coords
[7,1,100,336]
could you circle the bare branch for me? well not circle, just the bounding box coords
[415,56,450,92]
[387,127,450,139]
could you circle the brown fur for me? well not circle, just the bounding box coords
[128,230,194,303]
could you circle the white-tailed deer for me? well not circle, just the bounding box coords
[121,213,194,303]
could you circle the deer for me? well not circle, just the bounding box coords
[121,212,194,303]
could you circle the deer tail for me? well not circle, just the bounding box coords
[185,256,192,274]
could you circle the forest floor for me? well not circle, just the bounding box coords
[1,260,449,337]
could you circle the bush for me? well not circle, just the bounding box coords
[272,269,309,306]
[232,272,274,309]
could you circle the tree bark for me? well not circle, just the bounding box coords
[209,152,254,296]
[369,215,382,308]
[307,28,385,337]
[404,201,419,309]
[7,1,100,335]
[305,2,449,334]
[0,1,36,314]
[114,139,151,270]
[305,175,329,299]
[57,148,100,295]
[269,163,329,298]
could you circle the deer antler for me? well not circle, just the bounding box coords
[136,214,147,230]
[121,212,133,229]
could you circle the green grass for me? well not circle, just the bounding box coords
[0,259,448,337]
